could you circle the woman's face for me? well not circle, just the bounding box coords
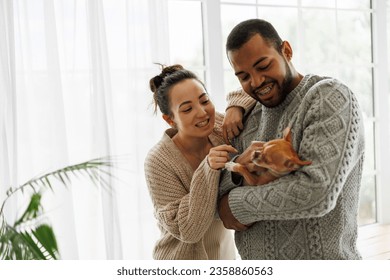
[166,78,215,139]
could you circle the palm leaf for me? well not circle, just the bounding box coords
[31,224,59,259]
[0,155,120,260]
[14,193,43,227]
[20,156,114,190]
[0,156,116,216]
[0,218,41,259]
[0,193,59,260]
[18,229,48,259]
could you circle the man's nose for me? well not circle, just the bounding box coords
[251,74,265,89]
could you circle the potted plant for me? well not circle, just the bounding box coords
[0,156,115,260]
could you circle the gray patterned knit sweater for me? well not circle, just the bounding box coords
[219,74,365,260]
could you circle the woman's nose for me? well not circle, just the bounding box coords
[196,106,208,117]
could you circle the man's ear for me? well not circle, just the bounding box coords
[162,114,175,127]
[281,41,293,61]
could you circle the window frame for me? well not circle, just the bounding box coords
[372,0,390,224]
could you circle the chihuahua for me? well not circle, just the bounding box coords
[225,127,312,186]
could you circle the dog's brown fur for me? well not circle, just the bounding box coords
[225,127,311,185]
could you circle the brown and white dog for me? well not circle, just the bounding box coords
[225,127,312,186]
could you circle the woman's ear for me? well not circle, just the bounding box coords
[162,114,176,128]
[281,41,293,61]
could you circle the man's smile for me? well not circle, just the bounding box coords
[254,82,275,99]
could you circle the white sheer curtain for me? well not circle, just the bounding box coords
[1,0,167,259]
[0,0,17,225]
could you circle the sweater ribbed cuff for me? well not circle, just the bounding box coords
[226,89,256,115]
[228,187,254,225]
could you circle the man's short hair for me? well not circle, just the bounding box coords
[226,19,283,53]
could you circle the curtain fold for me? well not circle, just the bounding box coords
[86,0,122,259]
[0,0,17,224]
[42,0,80,259]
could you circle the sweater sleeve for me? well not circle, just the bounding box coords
[144,147,221,243]
[226,88,256,115]
[228,80,365,224]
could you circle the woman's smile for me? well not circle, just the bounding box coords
[196,118,210,128]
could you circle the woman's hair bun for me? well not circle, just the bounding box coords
[149,63,199,115]
[149,64,184,93]
[160,64,184,77]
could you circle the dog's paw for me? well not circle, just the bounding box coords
[224,162,237,171]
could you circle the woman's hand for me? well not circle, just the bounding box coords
[222,106,244,144]
[207,145,238,170]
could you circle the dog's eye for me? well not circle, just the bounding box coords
[253,150,262,158]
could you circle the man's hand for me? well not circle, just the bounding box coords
[218,193,250,231]
[222,106,244,144]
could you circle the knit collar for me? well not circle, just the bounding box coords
[162,126,223,148]
[161,127,222,172]
[162,128,182,159]
[162,129,195,174]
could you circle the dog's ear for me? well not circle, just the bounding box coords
[282,127,292,143]
[291,156,312,167]
[285,157,311,170]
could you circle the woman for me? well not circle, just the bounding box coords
[144,64,254,259]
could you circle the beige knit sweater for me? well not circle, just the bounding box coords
[144,91,254,260]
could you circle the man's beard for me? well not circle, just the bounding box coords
[279,60,294,102]
[255,60,294,108]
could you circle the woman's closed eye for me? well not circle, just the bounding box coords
[182,106,192,113]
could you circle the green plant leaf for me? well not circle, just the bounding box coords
[0,193,59,260]
[32,224,59,259]
[14,193,42,227]
[0,155,122,260]
[19,230,47,259]
[0,220,59,259]
[0,221,35,260]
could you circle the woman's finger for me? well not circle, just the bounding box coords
[213,144,238,154]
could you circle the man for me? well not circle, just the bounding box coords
[219,19,364,259]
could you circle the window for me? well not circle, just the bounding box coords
[168,1,205,73]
